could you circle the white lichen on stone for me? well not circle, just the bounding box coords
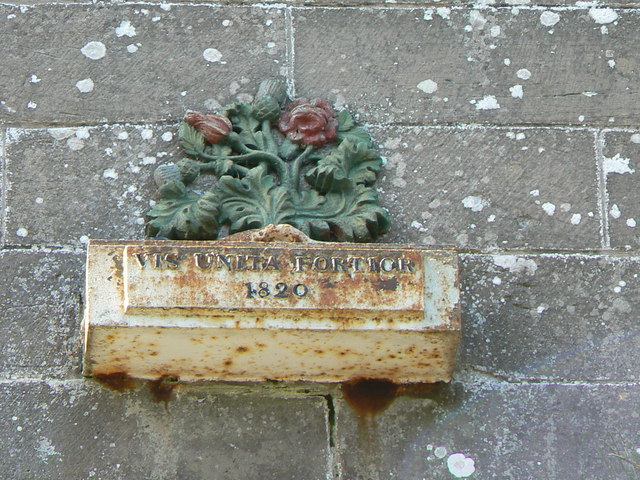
[447,453,476,478]
[571,213,582,225]
[475,95,500,110]
[16,227,28,237]
[516,68,531,80]
[434,446,448,459]
[467,10,487,31]
[509,85,523,99]
[203,48,223,63]
[610,204,621,219]
[462,195,490,212]
[542,202,556,216]
[116,20,137,37]
[493,255,538,274]
[66,137,84,151]
[103,168,118,180]
[436,7,451,20]
[540,11,560,27]
[35,437,61,463]
[75,78,94,93]
[626,218,636,228]
[80,41,106,60]
[604,154,634,175]
[417,79,438,94]
[588,8,618,25]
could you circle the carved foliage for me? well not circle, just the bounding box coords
[146,79,390,242]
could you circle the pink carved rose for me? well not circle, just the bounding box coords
[278,99,338,147]
[184,111,232,144]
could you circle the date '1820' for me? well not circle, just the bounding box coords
[245,282,309,299]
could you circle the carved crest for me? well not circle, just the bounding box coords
[146,79,390,242]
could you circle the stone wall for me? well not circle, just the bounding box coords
[1,1,639,479]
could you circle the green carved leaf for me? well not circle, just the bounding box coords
[336,128,373,145]
[178,121,205,157]
[279,138,301,160]
[335,111,373,145]
[305,137,383,193]
[217,167,294,233]
[224,102,261,150]
[290,184,390,242]
[146,190,219,239]
[337,109,355,132]
[204,142,232,158]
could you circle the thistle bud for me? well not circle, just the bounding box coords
[184,111,232,144]
[255,78,287,104]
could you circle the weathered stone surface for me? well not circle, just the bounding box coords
[374,126,600,249]
[294,7,640,126]
[460,254,640,381]
[0,128,4,245]
[334,380,640,480]
[602,129,640,248]
[4,125,174,245]
[0,4,285,124]
[0,381,330,480]
[0,251,83,377]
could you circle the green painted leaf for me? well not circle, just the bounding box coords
[224,102,262,150]
[337,110,355,132]
[217,167,294,233]
[290,184,390,242]
[336,128,372,145]
[279,138,301,160]
[305,137,383,193]
[178,121,205,157]
[204,142,232,158]
[146,190,219,239]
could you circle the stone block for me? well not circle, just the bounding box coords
[4,125,176,246]
[0,381,330,480]
[374,126,600,249]
[0,4,285,124]
[0,251,84,377]
[294,7,640,126]
[460,254,640,381]
[602,129,640,248]
[334,381,640,480]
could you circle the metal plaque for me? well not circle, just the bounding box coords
[83,229,460,383]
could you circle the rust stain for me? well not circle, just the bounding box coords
[93,372,137,392]
[341,378,399,422]
[372,277,398,291]
[149,375,179,403]
[342,379,448,422]
[236,346,249,353]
